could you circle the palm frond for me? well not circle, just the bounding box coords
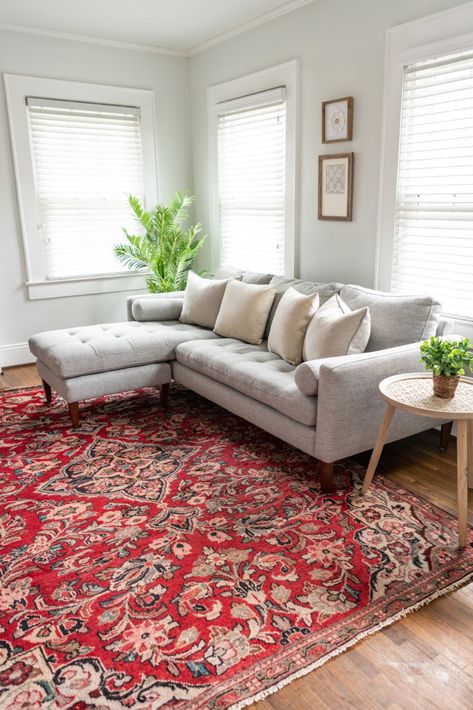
[114,237,149,271]
[116,192,206,292]
[128,195,152,231]
[169,192,194,223]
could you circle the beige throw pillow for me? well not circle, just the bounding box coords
[302,294,370,361]
[180,271,235,329]
[268,288,319,365]
[214,280,275,345]
[319,293,352,315]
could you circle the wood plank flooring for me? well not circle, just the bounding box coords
[1,364,472,709]
[0,364,43,389]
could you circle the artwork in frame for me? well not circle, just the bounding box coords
[318,153,354,221]
[322,96,353,143]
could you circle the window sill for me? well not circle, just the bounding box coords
[443,312,473,326]
[26,272,149,300]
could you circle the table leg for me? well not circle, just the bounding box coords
[468,420,473,490]
[440,421,453,451]
[362,404,395,494]
[456,419,469,549]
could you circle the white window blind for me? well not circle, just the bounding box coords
[216,88,286,274]
[393,51,473,318]
[27,97,144,280]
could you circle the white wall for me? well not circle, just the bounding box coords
[0,29,191,365]
[189,0,469,286]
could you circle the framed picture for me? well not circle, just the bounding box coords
[322,96,353,143]
[318,153,354,221]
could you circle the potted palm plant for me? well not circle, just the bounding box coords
[114,192,206,292]
[420,336,473,398]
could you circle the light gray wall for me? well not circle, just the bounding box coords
[0,29,191,363]
[188,0,469,286]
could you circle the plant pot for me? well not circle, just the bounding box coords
[432,374,460,399]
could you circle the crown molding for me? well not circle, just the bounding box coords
[0,22,186,57]
[386,0,473,38]
[0,0,316,59]
[186,0,316,56]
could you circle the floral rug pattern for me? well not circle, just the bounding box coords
[0,386,472,709]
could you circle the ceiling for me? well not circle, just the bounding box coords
[0,0,314,54]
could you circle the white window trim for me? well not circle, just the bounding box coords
[375,2,473,327]
[207,60,298,277]
[4,74,158,300]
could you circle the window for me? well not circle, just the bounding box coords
[392,51,473,318]
[216,89,286,274]
[5,75,157,299]
[376,5,473,335]
[208,61,297,277]
[27,98,144,280]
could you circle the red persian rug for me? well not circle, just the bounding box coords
[1,386,472,709]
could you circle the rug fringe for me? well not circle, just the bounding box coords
[228,569,473,710]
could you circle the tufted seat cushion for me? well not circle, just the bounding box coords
[29,321,218,378]
[175,338,317,426]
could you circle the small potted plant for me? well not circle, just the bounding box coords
[420,336,473,398]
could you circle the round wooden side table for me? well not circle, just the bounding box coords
[362,372,473,548]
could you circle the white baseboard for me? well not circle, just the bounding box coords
[0,342,34,369]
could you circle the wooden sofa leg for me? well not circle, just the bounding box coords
[320,461,334,493]
[160,383,169,410]
[42,379,52,404]
[440,422,453,451]
[68,402,80,427]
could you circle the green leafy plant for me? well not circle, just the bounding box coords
[114,192,206,292]
[420,336,473,376]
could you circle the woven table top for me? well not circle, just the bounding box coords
[379,374,473,419]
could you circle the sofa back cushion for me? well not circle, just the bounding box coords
[265,276,341,338]
[180,271,235,329]
[241,272,274,284]
[340,285,442,351]
[214,280,275,345]
[214,267,273,284]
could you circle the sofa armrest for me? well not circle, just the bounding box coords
[127,291,185,321]
[295,342,425,396]
[436,317,454,336]
[295,328,465,396]
[312,341,450,462]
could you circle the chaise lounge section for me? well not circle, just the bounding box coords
[29,317,218,424]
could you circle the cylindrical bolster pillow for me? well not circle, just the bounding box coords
[294,361,321,396]
[132,298,183,322]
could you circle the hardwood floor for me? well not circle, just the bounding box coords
[1,364,472,709]
[0,363,43,389]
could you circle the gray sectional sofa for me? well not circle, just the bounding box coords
[29,273,453,492]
